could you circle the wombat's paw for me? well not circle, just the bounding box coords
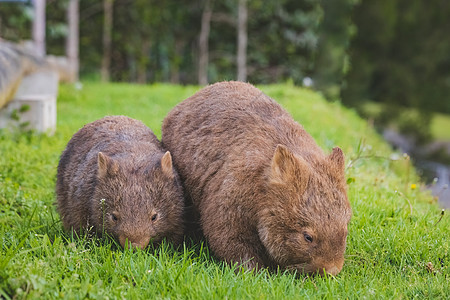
[231,253,266,272]
[242,259,264,271]
[229,257,263,274]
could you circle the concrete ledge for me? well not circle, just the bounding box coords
[0,70,58,135]
[0,95,57,134]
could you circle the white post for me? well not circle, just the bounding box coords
[66,0,79,82]
[32,0,46,57]
[101,0,114,82]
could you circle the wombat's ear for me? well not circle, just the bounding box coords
[98,152,119,178]
[160,151,174,178]
[328,147,345,177]
[270,144,310,193]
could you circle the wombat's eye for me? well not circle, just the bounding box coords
[151,213,158,222]
[111,213,118,222]
[303,233,313,243]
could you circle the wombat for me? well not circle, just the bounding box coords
[56,115,184,249]
[162,81,351,275]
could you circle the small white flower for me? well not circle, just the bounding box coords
[390,153,400,161]
[74,82,83,90]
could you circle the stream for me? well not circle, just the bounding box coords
[383,129,450,208]
[416,160,450,208]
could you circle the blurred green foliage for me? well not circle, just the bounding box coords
[342,0,450,140]
[0,0,355,87]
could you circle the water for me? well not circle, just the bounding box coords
[383,129,450,208]
[417,161,450,208]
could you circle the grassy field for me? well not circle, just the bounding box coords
[1,82,449,299]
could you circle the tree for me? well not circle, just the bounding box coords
[2,0,362,90]
[245,0,322,84]
[66,0,79,82]
[32,0,46,57]
[342,0,450,141]
[198,0,212,85]
[236,0,247,81]
[312,0,356,100]
[0,3,31,42]
[101,0,113,82]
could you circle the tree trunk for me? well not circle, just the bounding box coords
[66,0,79,82]
[32,0,46,58]
[237,0,247,82]
[137,39,151,84]
[101,0,113,82]
[170,40,184,84]
[198,0,212,86]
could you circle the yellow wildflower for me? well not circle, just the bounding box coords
[410,184,417,190]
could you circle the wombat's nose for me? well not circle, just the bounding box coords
[120,236,150,250]
[325,265,341,276]
[131,242,146,250]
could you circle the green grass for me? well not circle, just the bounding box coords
[431,113,450,140]
[1,82,449,299]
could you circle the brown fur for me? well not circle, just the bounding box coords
[162,81,351,275]
[56,116,184,249]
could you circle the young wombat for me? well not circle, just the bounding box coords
[56,116,184,249]
[162,81,351,275]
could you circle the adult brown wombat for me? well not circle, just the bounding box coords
[56,116,184,249]
[162,81,351,275]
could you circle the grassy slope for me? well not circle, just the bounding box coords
[431,113,450,140]
[361,101,450,141]
[0,82,448,299]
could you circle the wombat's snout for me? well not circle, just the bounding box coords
[314,260,345,276]
[119,236,151,250]
[291,258,344,276]
[325,265,341,276]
